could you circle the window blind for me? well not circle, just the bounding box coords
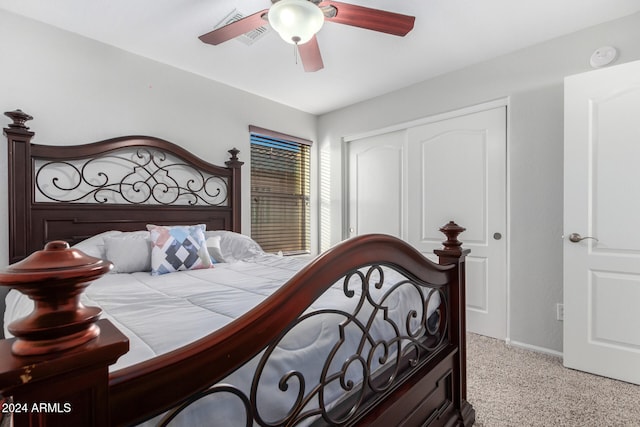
[250,129,311,255]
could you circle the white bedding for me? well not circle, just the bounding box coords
[5,254,313,370]
[4,252,442,425]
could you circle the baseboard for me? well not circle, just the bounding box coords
[505,338,563,358]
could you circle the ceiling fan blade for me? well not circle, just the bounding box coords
[298,36,324,72]
[319,1,415,36]
[199,9,269,45]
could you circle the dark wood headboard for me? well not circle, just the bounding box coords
[3,109,243,264]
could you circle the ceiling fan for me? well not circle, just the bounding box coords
[199,0,415,72]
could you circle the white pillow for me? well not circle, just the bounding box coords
[104,231,152,273]
[204,230,264,262]
[72,230,124,259]
[206,235,225,263]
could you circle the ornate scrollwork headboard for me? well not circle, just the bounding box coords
[4,109,243,264]
[34,147,231,206]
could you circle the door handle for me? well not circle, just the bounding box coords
[568,233,598,243]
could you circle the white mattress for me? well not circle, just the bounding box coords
[4,253,441,425]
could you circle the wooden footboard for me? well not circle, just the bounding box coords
[0,224,473,426]
[113,224,472,426]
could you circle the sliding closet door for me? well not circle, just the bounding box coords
[347,131,406,238]
[407,107,507,340]
[346,107,507,340]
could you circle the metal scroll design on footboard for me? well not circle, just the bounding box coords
[158,265,448,427]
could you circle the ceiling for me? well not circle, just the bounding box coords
[2,0,640,115]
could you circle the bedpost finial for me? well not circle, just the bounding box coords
[0,241,113,356]
[226,147,244,168]
[4,109,33,130]
[438,221,466,255]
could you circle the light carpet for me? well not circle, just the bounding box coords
[467,333,640,426]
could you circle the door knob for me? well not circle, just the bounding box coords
[568,233,598,243]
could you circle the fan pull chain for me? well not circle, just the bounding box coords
[291,35,301,66]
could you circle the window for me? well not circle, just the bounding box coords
[249,126,311,255]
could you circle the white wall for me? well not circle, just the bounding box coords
[317,12,640,353]
[0,10,317,330]
[0,9,317,259]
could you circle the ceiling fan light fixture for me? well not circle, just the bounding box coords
[268,0,324,45]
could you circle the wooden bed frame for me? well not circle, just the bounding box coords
[0,110,475,427]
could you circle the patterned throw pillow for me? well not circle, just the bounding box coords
[147,224,213,275]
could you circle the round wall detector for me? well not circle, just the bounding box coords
[590,46,618,68]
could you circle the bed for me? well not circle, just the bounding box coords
[0,109,475,427]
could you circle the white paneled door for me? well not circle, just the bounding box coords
[347,106,507,340]
[407,107,507,340]
[564,60,640,385]
[348,130,406,238]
